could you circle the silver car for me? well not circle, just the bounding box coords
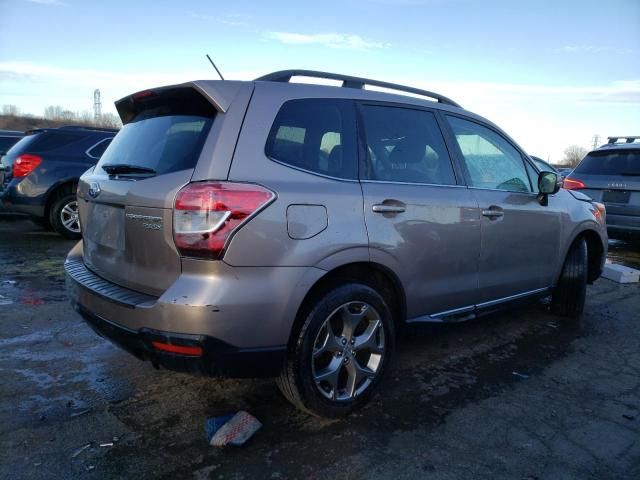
[564,136,639,238]
[66,70,607,417]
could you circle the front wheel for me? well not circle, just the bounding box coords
[551,238,588,317]
[277,283,395,418]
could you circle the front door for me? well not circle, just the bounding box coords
[358,103,481,319]
[444,115,561,303]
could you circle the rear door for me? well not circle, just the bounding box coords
[77,87,222,296]
[443,115,561,303]
[358,103,481,319]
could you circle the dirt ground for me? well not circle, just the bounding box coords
[0,217,638,480]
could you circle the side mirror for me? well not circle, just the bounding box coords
[537,171,560,206]
[538,171,560,194]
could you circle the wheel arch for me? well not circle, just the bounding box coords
[558,226,606,285]
[288,261,407,347]
[43,178,79,220]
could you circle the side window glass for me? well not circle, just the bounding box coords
[446,116,532,192]
[359,105,456,185]
[87,138,112,159]
[265,99,357,179]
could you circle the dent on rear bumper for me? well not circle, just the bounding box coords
[65,241,325,349]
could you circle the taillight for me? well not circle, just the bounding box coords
[173,182,275,259]
[563,178,586,190]
[13,154,42,178]
[132,89,156,101]
[592,202,606,222]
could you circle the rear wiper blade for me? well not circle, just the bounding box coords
[101,163,156,175]
[620,171,640,176]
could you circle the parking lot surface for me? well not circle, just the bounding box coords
[1,217,639,480]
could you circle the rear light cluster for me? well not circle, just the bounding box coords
[13,154,42,178]
[173,182,275,260]
[562,178,585,190]
[592,202,606,222]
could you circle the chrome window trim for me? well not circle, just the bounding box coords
[360,179,466,188]
[266,155,359,183]
[85,137,114,159]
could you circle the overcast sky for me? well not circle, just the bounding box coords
[0,0,638,162]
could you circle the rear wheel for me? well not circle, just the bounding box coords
[277,283,395,417]
[49,185,81,239]
[551,238,588,317]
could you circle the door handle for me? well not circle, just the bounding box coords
[372,204,406,214]
[481,209,504,218]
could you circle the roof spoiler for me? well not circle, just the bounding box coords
[115,81,245,124]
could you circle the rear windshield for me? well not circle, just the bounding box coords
[0,136,21,154]
[96,114,213,176]
[574,149,640,176]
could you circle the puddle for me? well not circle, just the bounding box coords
[608,239,640,270]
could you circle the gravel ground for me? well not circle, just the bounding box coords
[0,217,638,480]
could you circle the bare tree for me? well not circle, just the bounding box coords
[44,105,66,120]
[563,145,588,167]
[96,113,121,129]
[2,104,19,116]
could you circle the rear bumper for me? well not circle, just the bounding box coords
[74,304,286,377]
[65,242,325,378]
[0,180,46,217]
[607,213,640,237]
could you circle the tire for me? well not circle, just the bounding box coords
[30,217,52,230]
[277,283,395,418]
[49,185,81,239]
[551,238,588,318]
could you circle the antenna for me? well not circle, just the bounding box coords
[206,54,224,80]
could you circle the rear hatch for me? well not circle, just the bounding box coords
[567,148,640,217]
[78,86,218,296]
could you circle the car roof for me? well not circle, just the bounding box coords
[120,71,531,156]
[25,125,118,136]
[0,130,23,137]
[590,143,640,154]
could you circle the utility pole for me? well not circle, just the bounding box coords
[592,134,600,150]
[93,89,102,122]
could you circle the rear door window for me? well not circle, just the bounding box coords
[359,105,456,185]
[86,138,113,159]
[265,99,357,179]
[574,150,640,175]
[27,132,84,152]
[96,115,213,176]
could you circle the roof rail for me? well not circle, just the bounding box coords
[59,125,119,133]
[607,136,640,144]
[255,70,461,108]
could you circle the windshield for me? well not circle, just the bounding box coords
[574,149,640,175]
[96,114,213,176]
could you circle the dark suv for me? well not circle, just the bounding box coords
[564,136,639,238]
[0,126,116,238]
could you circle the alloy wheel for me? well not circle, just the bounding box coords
[312,301,385,401]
